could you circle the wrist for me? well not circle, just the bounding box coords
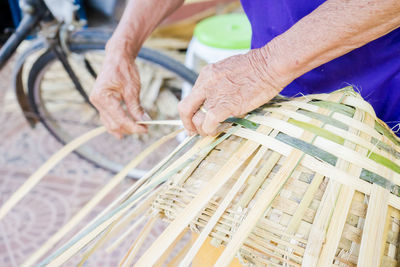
[248,43,294,93]
[105,36,140,60]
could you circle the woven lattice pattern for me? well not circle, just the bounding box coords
[10,87,400,266]
[149,87,400,266]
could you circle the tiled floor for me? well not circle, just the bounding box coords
[0,56,164,265]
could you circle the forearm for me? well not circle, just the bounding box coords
[106,0,184,58]
[262,0,400,87]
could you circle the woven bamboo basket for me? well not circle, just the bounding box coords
[143,87,400,267]
[2,87,400,266]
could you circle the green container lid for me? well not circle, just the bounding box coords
[194,13,251,50]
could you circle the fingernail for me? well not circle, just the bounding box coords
[141,112,151,121]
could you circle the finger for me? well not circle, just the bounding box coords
[192,110,206,136]
[122,87,149,122]
[202,106,233,136]
[178,87,206,133]
[100,115,123,139]
[106,95,147,134]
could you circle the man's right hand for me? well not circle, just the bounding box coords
[90,53,148,139]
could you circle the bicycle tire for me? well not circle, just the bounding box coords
[28,35,197,178]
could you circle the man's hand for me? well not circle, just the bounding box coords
[90,54,148,139]
[178,48,286,136]
[89,0,184,138]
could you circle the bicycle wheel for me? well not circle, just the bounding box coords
[28,35,197,178]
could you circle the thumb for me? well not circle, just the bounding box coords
[202,106,232,136]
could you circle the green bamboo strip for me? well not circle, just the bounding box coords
[288,118,345,144]
[308,100,355,117]
[368,151,400,174]
[262,107,400,165]
[0,126,106,220]
[313,136,400,186]
[371,137,400,159]
[297,109,349,130]
[288,118,400,174]
[268,106,400,161]
[375,120,400,146]
[224,117,259,130]
[251,110,400,180]
[276,133,338,166]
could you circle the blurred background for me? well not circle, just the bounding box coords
[0,0,246,265]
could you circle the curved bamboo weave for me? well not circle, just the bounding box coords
[4,87,400,266]
[144,87,400,266]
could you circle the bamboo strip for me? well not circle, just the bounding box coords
[134,126,272,266]
[42,189,149,265]
[179,146,268,267]
[300,93,346,266]
[317,186,354,267]
[22,129,182,267]
[357,185,389,267]
[137,120,183,126]
[22,88,400,266]
[51,140,187,266]
[268,105,394,152]
[119,215,159,267]
[71,134,195,244]
[43,191,149,267]
[286,173,324,235]
[106,215,147,253]
[316,107,366,266]
[215,142,309,266]
[379,206,393,266]
[250,110,400,180]
[153,229,188,267]
[237,151,281,209]
[40,131,201,266]
[167,235,194,266]
[101,188,162,250]
[77,218,119,267]
[0,126,106,220]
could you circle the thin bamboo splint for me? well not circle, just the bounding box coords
[3,87,400,267]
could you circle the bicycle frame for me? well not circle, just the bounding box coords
[0,0,48,69]
[1,0,96,125]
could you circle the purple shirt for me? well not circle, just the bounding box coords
[241,0,400,131]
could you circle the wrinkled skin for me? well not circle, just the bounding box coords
[90,55,148,139]
[178,48,283,136]
[90,0,400,138]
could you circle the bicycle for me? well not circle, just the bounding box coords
[1,0,198,178]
